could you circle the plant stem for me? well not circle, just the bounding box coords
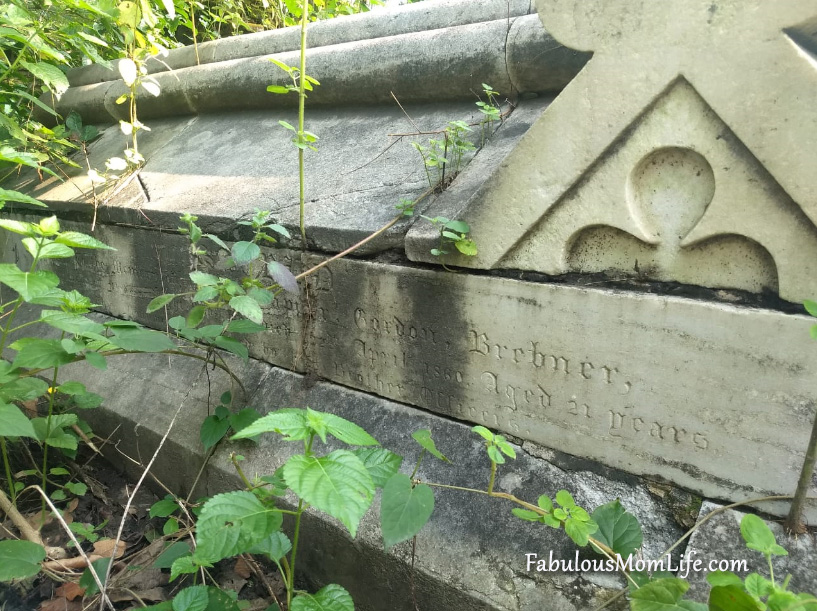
[287,499,305,608]
[785,410,817,534]
[41,361,61,515]
[231,452,253,490]
[0,436,16,503]
[297,0,309,245]
[409,449,425,480]
[487,459,496,495]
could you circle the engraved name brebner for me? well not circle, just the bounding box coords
[468,329,709,451]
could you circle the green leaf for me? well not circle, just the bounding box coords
[0,377,48,402]
[321,411,379,446]
[194,491,281,563]
[708,585,763,611]
[229,409,262,436]
[444,220,470,233]
[0,540,46,581]
[0,189,46,208]
[590,500,643,558]
[352,448,403,488]
[192,287,218,303]
[203,234,229,250]
[172,585,209,611]
[85,351,107,370]
[150,496,180,518]
[189,271,218,286]
[487,444,504,464]
[291,584,354,611]
[267,261,298,294]
[110,328,176,352]
[805,300,817,317]
[471,425,493,441]
[169,555,198,581]
[200,414,231,450]
[32,415,78,450]
[537,495,553,512]
[163,517,180,535]
[20,60,69,95]
[630,578,702,611]
[214,336,249,361]
[267,85,289,94]
[229,295,263,325]
[512,508,541,522]
[741,514,788,557]
[187,305,206,328]
[283,450,374,537]
[411,429,449,462]
[0,219,36,236]
[40,311,104,335]
[564,517,597,546]
[380,473,434,548]
[12,339,74,369]
[231,241,260,265]
[153,542,191,569]
[231,408,310,441]
[30,241,74,260]
[226,319,266,334]
[247,531,291,562]
[555,490,575,508]
[54,231,114,250]
[494,436,516,458]
[707,571,745,588]
[0,265,59,301]
[0,403,37,439]
[147,294,176,313]
[744,573,773,600]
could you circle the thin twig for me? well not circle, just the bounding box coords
[97,365,207,610]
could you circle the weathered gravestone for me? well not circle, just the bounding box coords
[4,0,817,543]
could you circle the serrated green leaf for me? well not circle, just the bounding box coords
[150,496,180,518]
[321,411,379,446]
[0,540,45,581]
[411,429,449,462]
[229,408,262,436]
[352,448,403,488]
[54,232,113,250]
[231,408,310,441]
[40,311,104,335]
[169,554,198,581]
[110,328,175,352]
[172,585,208,611]
[229,295,263,325]
[20,60,69,95]
[804,300,817,317]
[231,241,260,265]
[0,403,37,439]
[189,271,218,286]
[12,339,74,369]
[194,491,281,563]
[291,584,354,611]
[741,514,788,557]
[487,444,504,464]
[85,351,107,370]
[590,499,643,558]
[284,450,374,537]
[555,490,575,508]
[380,473,434,548]
[744,573,773,600]
[537,495,553,512]
[0,189,46,208]
[0,265,59,301]
[564,517,596,546]
[247,531,291,562]
[707,571,744,588]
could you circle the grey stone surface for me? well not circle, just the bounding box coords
[66,0,535,87]
[11,305,686,610]
[14,99,508,254]
[684,502,817,603]
[39,9,585,124]
[407,0,817,304]
[5,212,815,519]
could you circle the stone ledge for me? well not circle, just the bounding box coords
[66,0,536,87]
[39,8,588,124]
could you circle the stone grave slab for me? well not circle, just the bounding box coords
[406,0,817,304]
